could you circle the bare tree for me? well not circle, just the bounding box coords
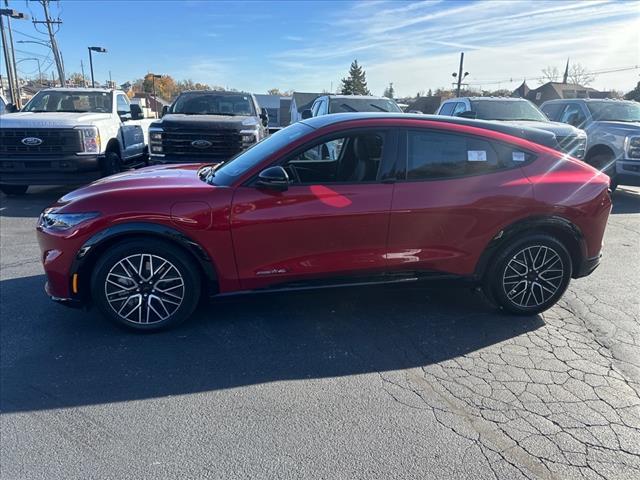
[568,63,595,86]
[540,66,560,84]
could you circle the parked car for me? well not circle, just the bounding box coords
[148,90,269,164]
[0,88,151,195]
[37,113,611,331]
[301,94,402,119]
[436,97,587,160]
[541,98,640,189]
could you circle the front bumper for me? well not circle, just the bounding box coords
[574,254,601,279]
[616,159,640,186]
[0,154,102,185]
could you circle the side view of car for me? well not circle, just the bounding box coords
[0,88,151,195]
[301,94,403,119]
[37,113,611,332]
[436,97,587,160]
[148,90,269,165]
[541,98,640,189]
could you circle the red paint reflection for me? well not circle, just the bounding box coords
[310,185,352,208]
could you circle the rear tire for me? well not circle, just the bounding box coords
[0,185,28,195]
[91,239,201,331]
[484,234,572,316]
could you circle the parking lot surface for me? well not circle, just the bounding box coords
[1,186,639,480]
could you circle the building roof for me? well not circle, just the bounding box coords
[291,92,322,111]
[513,81,530,98]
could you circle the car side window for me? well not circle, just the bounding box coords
[282,132,386,184]
[438,102,456,116]
[559,104,586,127]
[452,102,467,115]
[541,103,564,121]
[405,130,533,180]
[311,100,321,117]
[117,95,130,114]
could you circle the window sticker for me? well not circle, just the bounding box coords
[467,150,487,162]
[512,151,526,162]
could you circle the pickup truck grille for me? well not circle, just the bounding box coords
[556,135,586,159]
[161,130,244,158]
[0,128,82,155]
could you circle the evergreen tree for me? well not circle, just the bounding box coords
[340,60,371,95]
[383,82,395,99]
[427,88,433,97]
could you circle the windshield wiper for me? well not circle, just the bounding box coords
[369,104,388,112]
[57,109,90,113]
[340,104,358,112]
[180,112,237,116]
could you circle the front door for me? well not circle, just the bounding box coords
[116,94,144,158]
[230,129,397,290]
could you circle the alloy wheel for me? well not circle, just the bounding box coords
[104,254,185,324]
[502,245,564,308]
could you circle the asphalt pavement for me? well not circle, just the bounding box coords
[1,186,639,480]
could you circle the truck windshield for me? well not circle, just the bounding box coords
[171,93,256,116]
[329,98,402,113]
[586,102,640,122]
[207,122,313,186]
[470,100,548,121]
[23,90,113,113]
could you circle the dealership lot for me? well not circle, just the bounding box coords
[1,187,639,479]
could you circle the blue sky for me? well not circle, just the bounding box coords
[8,0,640,96]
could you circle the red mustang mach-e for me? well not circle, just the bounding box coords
[37,113,611,331]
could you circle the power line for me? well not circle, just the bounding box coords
[31,0,64,85]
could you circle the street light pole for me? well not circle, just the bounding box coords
[451,52,469,98]
[87,46,107,88]
[0,8,29,107]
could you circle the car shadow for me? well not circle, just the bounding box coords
[611,187,640,214]
[0,274,543,413]
[0,186,72,218]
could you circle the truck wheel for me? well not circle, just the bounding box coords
[588,152,617,191]
[102,151,122,177]
[0,185,28,195]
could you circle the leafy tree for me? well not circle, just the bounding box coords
[383,82,395,99]
[268,88,282,95]
[624,81,640,102]
[68,72,86,87]
[340,59,371,95]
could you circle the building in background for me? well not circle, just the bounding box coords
[513,81,613,105]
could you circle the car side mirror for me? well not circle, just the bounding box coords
[5,103,18,113]
[118,110,132,121]
[256,166,289,191]
[260,107,269,127]
[161,105,169,117]
[301,109,313,120]
[456,110,477,119]
[130,104,144,120]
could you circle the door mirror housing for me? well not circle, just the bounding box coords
[118,111,132,121]
[256,166,289,191]
[130,104,144,120]
[456,110,477,119]
[161,105,169,117]
[5,103,18,113]
[260,107,269,127]
[301,109,313,120]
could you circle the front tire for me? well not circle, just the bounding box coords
[91,239,201,331]
[102,151,122,177]
[0,185,28,195]
[485,235,572,316]
[588,152,617,191]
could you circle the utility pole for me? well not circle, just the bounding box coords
[80,59,86,87]
[451,52,469,98]
[0,7,29,107]
[33,0,65,86]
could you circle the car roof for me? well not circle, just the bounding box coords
[178,90,252,96]
[40,87,115,93]
[444,97,528,102]
[542,98,632,104]
[324,95,394,100]
[300,112,558,148]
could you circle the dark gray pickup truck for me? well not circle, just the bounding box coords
[148,90,269,164]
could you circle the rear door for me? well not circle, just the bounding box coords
[230,128,398,290]
[387,127,536,277]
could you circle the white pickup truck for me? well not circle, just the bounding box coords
[0,88,153,195]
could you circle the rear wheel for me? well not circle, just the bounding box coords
[484,234,572,316]
[0,185,28,195]
[91,239,201,331]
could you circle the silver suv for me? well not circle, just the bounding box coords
[541,99,640,189]
[436,97,587,159]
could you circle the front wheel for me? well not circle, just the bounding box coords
[588,152,617,191]
[0,185,28,195]
[102,151,122,177]
[91,239,201,331]
[484,235,572,316]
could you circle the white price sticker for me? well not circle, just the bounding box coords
[467,150,487,162]
[512,151,526,162]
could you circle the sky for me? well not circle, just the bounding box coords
[7,0,640,97]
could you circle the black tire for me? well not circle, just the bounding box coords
[0,185,28,195]
[484,234,572,316]
[587,152,617,191]
[102,150,122,177]
[91,239,201,331]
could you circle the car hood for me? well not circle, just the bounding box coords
[58,164,212,206]
[500,120,584,137]
[591,120,640,133]
[156,114,259,131]
[0,111,112,128]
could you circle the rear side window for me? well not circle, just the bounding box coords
[541,103,564,121]
[406,130,534,180]
[452,102,466,115]
[438,102,456,116]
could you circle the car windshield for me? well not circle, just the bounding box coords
[586,101,640,122]
[471,100,548,121]
[329,98,402,113]
[171,93,256,116]
[208,122,313,186]
[22,90,113,113]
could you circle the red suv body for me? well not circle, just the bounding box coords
[37,114,612,330]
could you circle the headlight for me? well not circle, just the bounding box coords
[626,136,640,159]
[39,209,100,230]
[75,126,101,154]
[149,128,163,155]
[240,129,258,146]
